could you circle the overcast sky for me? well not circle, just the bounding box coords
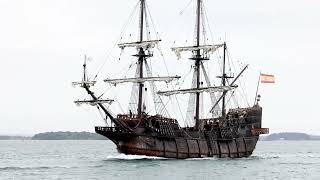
[1,0,320,135]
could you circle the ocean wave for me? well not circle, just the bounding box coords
[0,166,77,171]
[247,155,280,160]
[279,162,317,165]
[255,153,320,159]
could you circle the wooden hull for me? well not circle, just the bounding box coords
[95,106,264,159]
[96,130,259,159]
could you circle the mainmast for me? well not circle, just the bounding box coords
[194,0,201,129]
[137,0,145,117]
[160,0,227,129]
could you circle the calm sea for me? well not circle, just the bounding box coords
[0,140,319,180]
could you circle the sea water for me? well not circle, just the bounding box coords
[0,140,319,180]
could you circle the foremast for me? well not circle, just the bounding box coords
[73,56,132,131]
[73,0,180,132]
[104,0,180,118]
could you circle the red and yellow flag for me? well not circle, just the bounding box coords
[260,73,275,83]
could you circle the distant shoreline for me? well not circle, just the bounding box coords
[32,131,107,140]
[260,132,320,141]
[0,136,31,140]
[1,132,319,141]
[0,131,107,140]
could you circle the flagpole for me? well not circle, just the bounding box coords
[254,72,261,105]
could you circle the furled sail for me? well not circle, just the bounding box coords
[172,44,224,59]
[157,86,236,96]
[118,40,161,50]
[74,99,114,106]
[72,81,96,87]
[104,76,180,86]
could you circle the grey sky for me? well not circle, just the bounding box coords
[1,0,319,135]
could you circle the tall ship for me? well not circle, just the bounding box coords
[73,0,269,159]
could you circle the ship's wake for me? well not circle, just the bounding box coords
[103,153,300,161]
[104,154,167,161]
[104,154,221,161]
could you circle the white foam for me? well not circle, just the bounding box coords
[105,154,220,161]
[105,154,167,160]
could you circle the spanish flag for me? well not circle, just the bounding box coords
[260,73,275,83]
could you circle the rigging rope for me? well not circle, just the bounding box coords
[93,1,140,80]
[144,3,151,41]
[107,84,125,114]
[144,60,170,116]
[226,49,250,107]
[226,91,236,108]
[128,63,140,114]
[201,62,220,117]
[145,2,160,40]
[179,0,193,15]
[97,106,108,126]
[144,1,183,119]
[203,3,216,45]
[154,31,186,123]
[200,2,207,45]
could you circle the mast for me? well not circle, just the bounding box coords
[107,0,179,117]
[254,73,261,105]
[211,64,248,114]
[137,0,145,117]
[160,0,234,126]
[218,42,234,117]
[196,0,201,47]
[139,0,144,42]
[221,42,226,116]
[83,55,87,82]
[194,0,201,129]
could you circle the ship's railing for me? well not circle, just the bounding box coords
[152,117,178,124]
[116,114,178,124]
[95,126,117,132]
[228,106,261,113]
[117,114,141,120]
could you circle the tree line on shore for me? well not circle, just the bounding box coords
[1,132,319,140]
